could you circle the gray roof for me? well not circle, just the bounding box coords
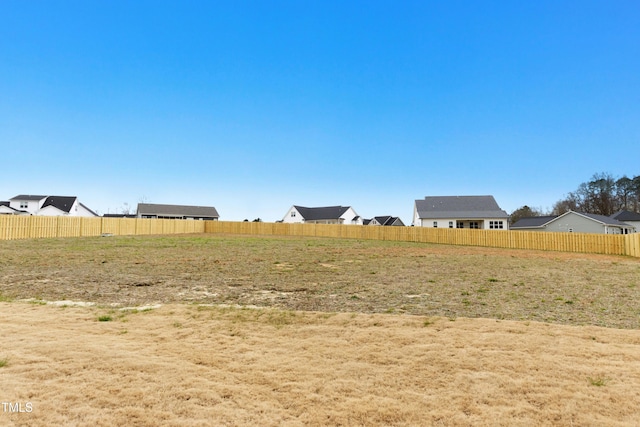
[372,216,405,226]
[415,196,508,219]
[579,212,632,227]
[611,210,640,221]
[294,206,351,221]
[511,215,558,229]
[41,196,77,213]
[137,203,219,218]
[10,195,47,201]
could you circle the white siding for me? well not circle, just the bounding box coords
[415,217,508,230]
[282,206,303,223]
[75,204,98,217]
[340,207,362,225]
[9,198,44,214]
[37,205,67,216]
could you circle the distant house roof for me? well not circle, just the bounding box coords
[579,212,632,227]
[611,210,640,222]
[294,206,352,221]
[371,216,405,226]
[41,196,77,213]
[511,215,558,229]
[415,196,509,219]
[137,203,219,219]
[10,195,47,201]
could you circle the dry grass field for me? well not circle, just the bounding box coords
[1,233,640,425]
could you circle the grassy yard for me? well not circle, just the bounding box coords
[2,234,640,426]
[1,233,639,328]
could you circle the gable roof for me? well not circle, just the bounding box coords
[611,210,640,222]
[41,196,77,213]
[510,215,558,229]
[415,196,508,219]
[10,195,48,201]
[137,203,219,218]
[576,212,631,227]
[293,206,351,221]
[372,216,405,226]
[374,216,394,225]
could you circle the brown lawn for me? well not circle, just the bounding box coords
[1,234,640,425]
[2,303,640,426]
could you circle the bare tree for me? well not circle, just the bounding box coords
[586,173,616,215]
[632,176,640,212]
[552,195,579,215]
[553,172,640,215]
[510,205,544,224]
[615,176,634,212]
[121,202,131,215]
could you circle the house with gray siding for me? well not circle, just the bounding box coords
[511,211,635,234]
[610,211,640,233]
[413,196,509,230]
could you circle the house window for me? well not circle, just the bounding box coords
[449,221,453,228]
[489,221,504,229]
[433,221,438,228]
[20,202,28,209]
[469,222,479,229]
[291,211,296,217]
[456,221,464,229]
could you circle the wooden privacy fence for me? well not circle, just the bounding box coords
[1,216,639,258]
[204,221,640,258]
[0,216,205,240]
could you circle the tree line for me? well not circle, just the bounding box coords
[511,173,640,224]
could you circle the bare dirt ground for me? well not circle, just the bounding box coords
[1,234,640,425]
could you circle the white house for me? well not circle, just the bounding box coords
[6,195,98,217]
[413,195,509,229]
[511,211,635,234]
[282,205,362,225]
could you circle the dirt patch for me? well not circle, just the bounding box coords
[1,234,639,328]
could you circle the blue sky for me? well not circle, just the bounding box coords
[1,1,639,222]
